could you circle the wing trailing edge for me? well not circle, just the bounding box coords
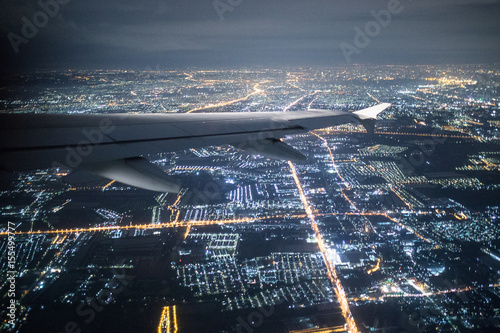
[0,103,390,192]
[232,138,306,162]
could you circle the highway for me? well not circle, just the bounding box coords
[288,161,359,333]
[0,212,415,237]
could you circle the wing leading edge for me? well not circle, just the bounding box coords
[0,103,390,192]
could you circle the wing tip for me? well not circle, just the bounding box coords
[353,103,391,120]
[352,103,391,133]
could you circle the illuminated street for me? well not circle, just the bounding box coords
[1,65,500,332]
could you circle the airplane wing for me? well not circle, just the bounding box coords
[0,103,390,192]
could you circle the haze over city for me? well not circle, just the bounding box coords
[1,0,500,71]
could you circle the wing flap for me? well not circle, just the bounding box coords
[233,139,306,162]
[0,104,391,191]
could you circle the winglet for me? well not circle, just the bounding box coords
[352,103,391,120]
[352,103,390,133]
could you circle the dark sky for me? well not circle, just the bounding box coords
[1,0,499,72]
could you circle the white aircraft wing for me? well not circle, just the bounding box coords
[0,103,390,192]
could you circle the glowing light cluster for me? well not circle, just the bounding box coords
[288,161,359,333]
[158,306,178,333]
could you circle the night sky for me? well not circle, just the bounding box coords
[1,0,499,72]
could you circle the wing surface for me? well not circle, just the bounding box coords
[0,103,390,191]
